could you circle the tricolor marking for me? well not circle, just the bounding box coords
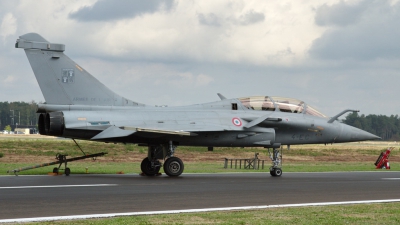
[232,117,242,126]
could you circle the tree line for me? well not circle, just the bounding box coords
[0,101,398,140]
[343,112,400,141]
[0,101,39,130]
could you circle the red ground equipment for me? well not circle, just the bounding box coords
[374,147,394,169]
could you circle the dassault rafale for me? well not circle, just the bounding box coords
[15,33,380,177]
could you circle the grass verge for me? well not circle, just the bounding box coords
[0,138,398,175]
[25,202,400,225]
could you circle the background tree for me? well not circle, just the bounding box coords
[0,101,39,130]
[4,125,11,132]
[343,112,400,141]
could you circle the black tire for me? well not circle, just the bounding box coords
[65,168,71,176]
[140,158,160,176]
[53,167,59,173]
[164,157,184,177]
[272,168,282,177]
[270,170,275,177]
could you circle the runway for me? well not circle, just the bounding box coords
[1,172,400,221]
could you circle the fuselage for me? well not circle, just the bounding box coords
[39,97,379,148]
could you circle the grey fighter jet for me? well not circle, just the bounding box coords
[15,33,380,177]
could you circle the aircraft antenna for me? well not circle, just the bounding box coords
[217,93,227,100]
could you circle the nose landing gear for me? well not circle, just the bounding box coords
[270,167,282,177]
[268,147,282,177]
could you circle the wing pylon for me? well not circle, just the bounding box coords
[243,115,282,128]
[91,126,136,140]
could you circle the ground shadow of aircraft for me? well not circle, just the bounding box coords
[16,33,380,177]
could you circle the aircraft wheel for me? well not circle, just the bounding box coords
[140,158,160,176]
[164,157,184,177]
[53,167,59,173]
[271,168,282,177]
[65,168,71,176]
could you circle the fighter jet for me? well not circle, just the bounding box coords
[15,33,380,177]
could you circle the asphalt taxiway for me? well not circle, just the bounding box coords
[0,172,399,221]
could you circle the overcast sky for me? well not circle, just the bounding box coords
[1,0,399,116]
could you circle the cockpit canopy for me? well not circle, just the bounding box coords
[238,96,327,118]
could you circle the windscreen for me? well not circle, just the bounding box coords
[305,105,327,117]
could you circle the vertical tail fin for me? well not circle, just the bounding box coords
[16,33,143,107]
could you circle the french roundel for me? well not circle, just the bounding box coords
[232,117,242,126]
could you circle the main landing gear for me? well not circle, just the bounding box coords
[163,157,184,176]
[140,158,161,176]
[140,141,184,177]
[268,147,282,177]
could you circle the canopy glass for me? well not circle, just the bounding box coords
[238,96,327,118]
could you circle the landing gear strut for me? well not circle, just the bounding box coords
[140,141,184,177]
[268,147,282,177]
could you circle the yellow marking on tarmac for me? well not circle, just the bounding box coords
[47,172,60,176]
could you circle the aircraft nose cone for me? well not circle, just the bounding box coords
[338,125,381,142]
[353,129,381,141]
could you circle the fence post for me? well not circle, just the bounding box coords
[254,153,259,170]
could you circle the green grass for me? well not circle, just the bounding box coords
[25,202,400,225]
[3,162,136,175]
[2,161,398,175]
[0,138,398,175]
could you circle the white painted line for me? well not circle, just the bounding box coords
[1,199,400,223]
[382,178,400,180]
[0,184,117,189]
